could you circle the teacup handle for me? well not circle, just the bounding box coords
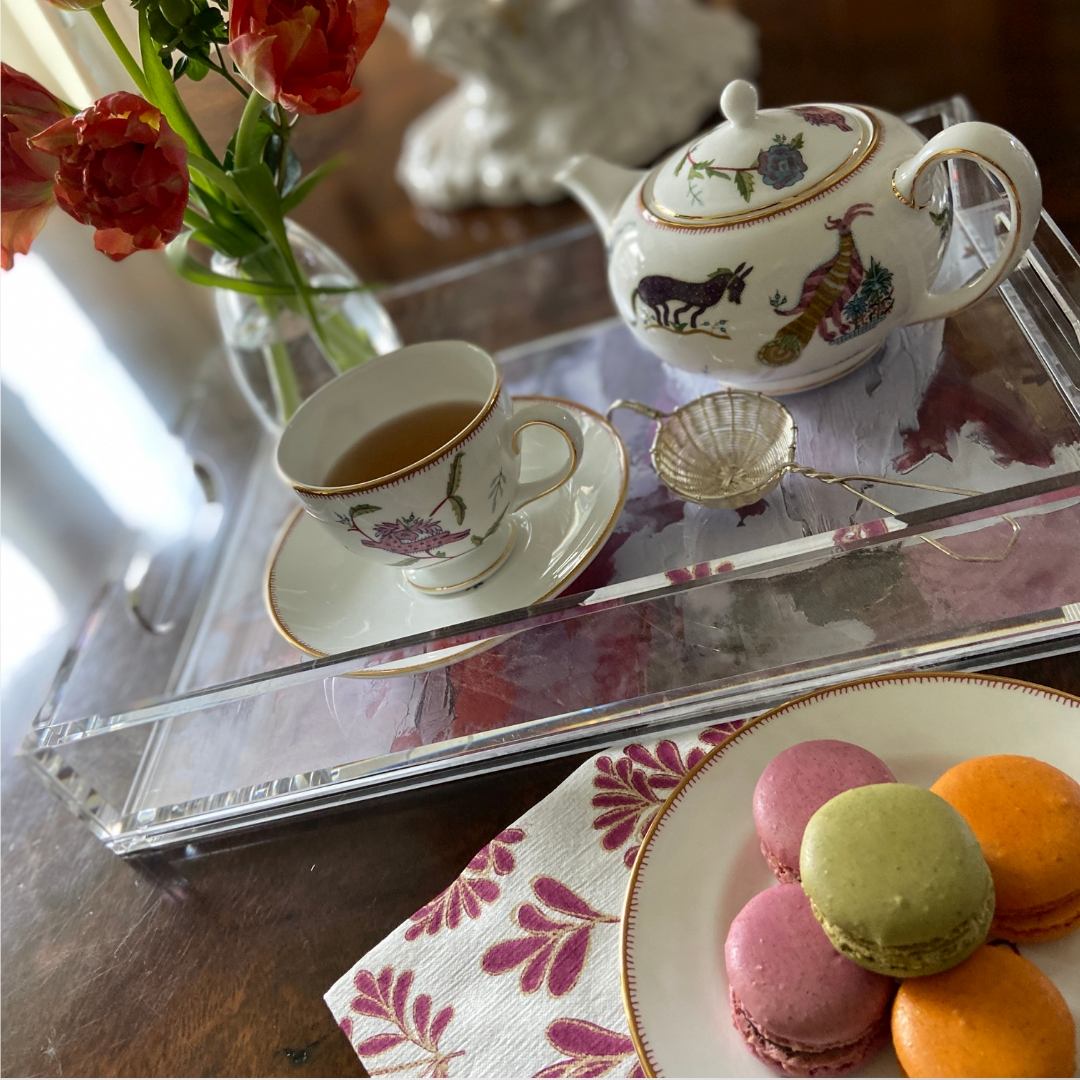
[508,401,586,511]
[892,121,1042,323]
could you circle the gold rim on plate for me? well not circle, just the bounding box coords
[264,395,629,678]
[619,670,1080,1077]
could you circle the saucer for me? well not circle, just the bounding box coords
[265,396,628,676]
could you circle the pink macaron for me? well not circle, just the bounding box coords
[752,739,895,882]
[724,884,894,1076]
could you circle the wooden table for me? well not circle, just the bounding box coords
[3,3,1079,1075]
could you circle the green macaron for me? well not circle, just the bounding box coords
[800,783,994,978]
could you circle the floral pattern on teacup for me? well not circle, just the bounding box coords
[333,451,472,563]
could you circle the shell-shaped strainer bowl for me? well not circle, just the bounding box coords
[610,390,797,509]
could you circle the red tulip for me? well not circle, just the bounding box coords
[1,64,71,270]
[31,91,189,262]
[229,0,388,116]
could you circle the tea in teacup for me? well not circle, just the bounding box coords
[323,400,483,487]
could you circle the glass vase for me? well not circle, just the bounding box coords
[211,221,400,434]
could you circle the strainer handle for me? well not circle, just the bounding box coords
[788,466,1020,563]
[788,466,978,499]
[605,399,670,423]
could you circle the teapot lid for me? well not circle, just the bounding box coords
[643,81,879,227]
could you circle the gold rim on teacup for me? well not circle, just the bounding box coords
[279,369,503,497]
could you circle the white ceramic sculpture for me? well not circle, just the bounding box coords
[390,0,758,210]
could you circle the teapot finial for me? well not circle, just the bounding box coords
[720,79,758,129]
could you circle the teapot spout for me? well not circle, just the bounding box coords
[555,154,645,244]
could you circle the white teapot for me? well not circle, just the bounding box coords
[557,81,1041,394]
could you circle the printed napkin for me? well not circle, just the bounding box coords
[325,719,742,1077]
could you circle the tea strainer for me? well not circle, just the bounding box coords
[607,389,1018,563]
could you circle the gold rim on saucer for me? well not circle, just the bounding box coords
[264,396,629,678]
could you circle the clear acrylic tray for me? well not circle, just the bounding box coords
[24,98,1080,853]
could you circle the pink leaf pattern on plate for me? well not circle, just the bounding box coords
[348,966,465,1077]
[480,877,618,997]
[405,828,526,941]
[592,723,743,867]
[533,1018,645,1078]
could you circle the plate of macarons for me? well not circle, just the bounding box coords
[621,671,1080,1078]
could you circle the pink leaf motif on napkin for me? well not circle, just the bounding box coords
[405,828,526,941]
[347,966,464,1077]
[698,721,744,747]
[533,1018,645,1078]
[481,877,618,997]
[592,726,745,867]
[592,738,701,868]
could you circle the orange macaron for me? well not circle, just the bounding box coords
[892,944,1076,1077]
[931,754,1080,942]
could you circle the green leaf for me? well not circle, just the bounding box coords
[280,158,344,214]
[265,135,302,195]
[166,232,364,296]
[180,208,248,256]
[790,132,805,150]
[394,557,419,567]
[470,536,484,547]
[168,233,301,294]
[230,164,289,247]
[674,153,687,177]
[447,495,466,526]
[185,56,208,81]
[446,451,465,496]
[735,171,754,202]
[349,504,380,516]
[187,153,246,205]
[138,10,216,162]
[159,0,193,31]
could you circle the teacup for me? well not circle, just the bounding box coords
[277,340,585,594]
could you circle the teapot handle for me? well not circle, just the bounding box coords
[892,121,1041,323]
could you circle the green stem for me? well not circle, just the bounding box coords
[91,6,152,99]
[234,91,268,171]
[211,44,252,97]
[262,230,341,373]
[182,207,249,256]
[263,332,303,424]
[275,105,291,195]
[319,309,375,371]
